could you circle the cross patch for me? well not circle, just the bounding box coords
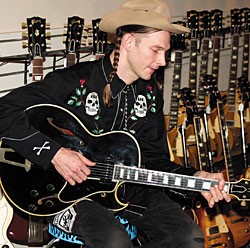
[33,141,51,155]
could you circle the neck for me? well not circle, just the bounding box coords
[110,51,139,85]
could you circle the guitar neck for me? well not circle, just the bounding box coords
[65,53,76,68]
[217,101,235,181]
[168,50,183,130]
[32,57,43,82]
[193,116,209,171]
[211,36,221,82]
[227,35,240,105]
[188,39,198,94]
[112,164,229,193]
[242,33,249,78]
[197,38,210,111]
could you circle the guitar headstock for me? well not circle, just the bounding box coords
[187,10,200,39]
[199,10,211,39]
[180,87,199,120]
[211,9,223,36]
[230,178,250,202]
[92,18,107,56]
[237,76,250,106]
[22,16,50,58]
[230,8,242,35]
[201,74,222,107]
[240,7,250,33]
[64,16,84,54]
[171,21,188,51]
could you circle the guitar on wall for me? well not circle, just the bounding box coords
[5,16,52,246]
[63,16,84,68]
[203,75,250,248]
[180,87,234,248]
[0,104,249,217]
[22,16,50,82]
[165,28,190,167]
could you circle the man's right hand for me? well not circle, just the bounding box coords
[52,147,96,186]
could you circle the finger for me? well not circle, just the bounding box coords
[65,175,76,186]
[78,153,96,166]
[222,191,231,202]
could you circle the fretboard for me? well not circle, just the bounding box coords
[32,57,43,82]
[227,35,240,105]
[197,38,210,111]
[211,36,221,82]
[242,33,249,78]
[113,164,229,193]
[188,39,198,94]
[65,53,76,68]
[217,101,235,181]
[193,116,208,171]
[168,50,183,130]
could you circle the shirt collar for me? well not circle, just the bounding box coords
[102,54,137,98]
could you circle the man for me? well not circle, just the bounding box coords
[0,0,231,247]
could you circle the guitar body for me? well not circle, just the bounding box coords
[222,200,250,248]
[7,211,51,245]
[194,198,234,248]
[0,104,140,217]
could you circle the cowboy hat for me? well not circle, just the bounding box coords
[99,0,190,34]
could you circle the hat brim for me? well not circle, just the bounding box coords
[99,8,190,34]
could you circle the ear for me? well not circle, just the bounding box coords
[121,33,134,51]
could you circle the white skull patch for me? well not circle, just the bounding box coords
[85,92,99,116]
[134,95,147,117]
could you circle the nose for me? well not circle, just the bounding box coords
[157,53,166,66]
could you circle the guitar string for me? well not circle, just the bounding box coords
[87,162,218,190]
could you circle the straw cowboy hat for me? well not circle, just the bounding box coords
[99,0,190,34]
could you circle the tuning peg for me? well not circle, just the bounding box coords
[46,32,51,39]
[46,41,51,49]
[64,23,68,28]
[21,22,27,29]
[22,41,28,49]
[22,32,28,39]
[46,23,50,29]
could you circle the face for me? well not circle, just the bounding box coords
[125,30,171,82]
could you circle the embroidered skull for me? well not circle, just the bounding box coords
[85,92,99,116]
[134,95,147,117]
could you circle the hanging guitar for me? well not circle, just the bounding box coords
[180,86,234,248]
[166,28,190,167]
[0,104,249,218]
[203,74,250,248]
[22,16,50,82]
[63,16,84,68]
